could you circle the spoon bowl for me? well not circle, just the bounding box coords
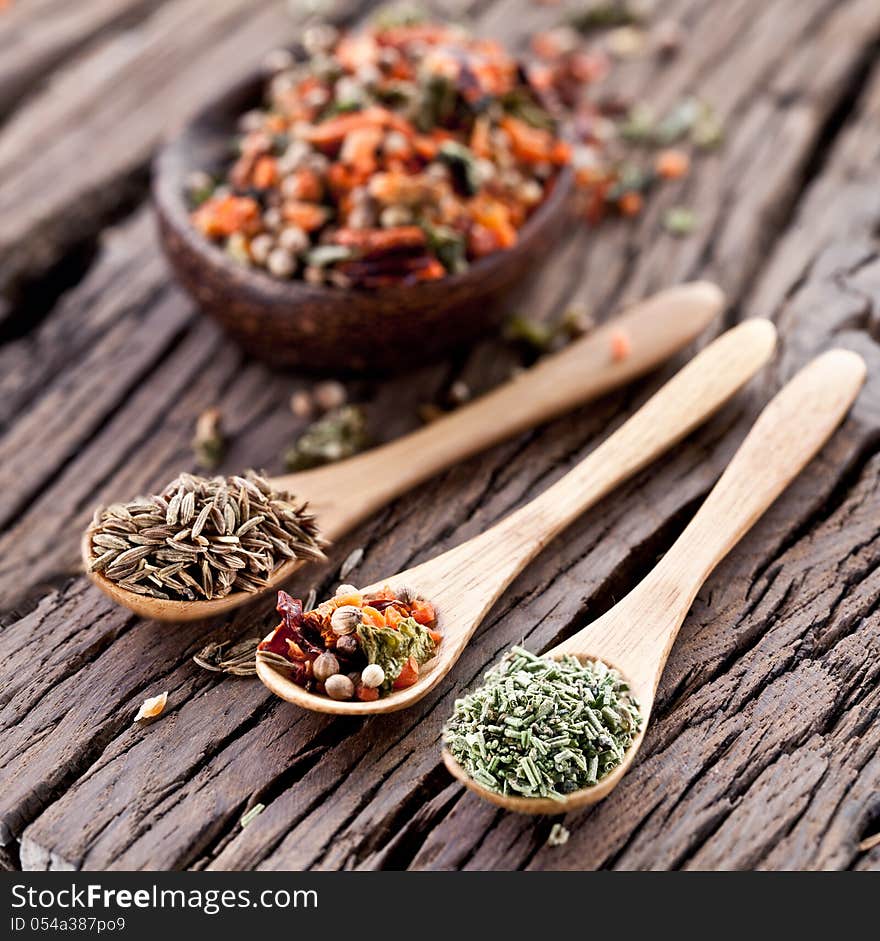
[83,282,725,622]
[441,656,649,814]
[257,318,779,715]
[443,348,866,813]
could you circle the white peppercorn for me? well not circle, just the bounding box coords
[267,247,295,279]
[331,605,361,635]
[290,390,314,418]
[263,207,283,231]
[324,674,354,700]
[361,664,385,689]
[278,225,309,255]
[380,205,413,228]
[335,583,360,598]
[262,48,295,73]
[313,651,340,683]
[313,380,347,412]
[249,233,275,265]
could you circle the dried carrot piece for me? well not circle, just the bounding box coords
[470,117,492,159]
[392,656,420,689]
[285,168,323,202]
[411,600,435,625]
[282,201,328,231]
[617,191,643,216]
[610,329,632,362]
[252,155,279,189]
[362,605,386,627]
[471,197,517,249]
[655,149,691,179]
[193,195,262,238]
[356,684,380,702]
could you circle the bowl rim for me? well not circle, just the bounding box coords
[152,68,575,305]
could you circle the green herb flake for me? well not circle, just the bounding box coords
[443,647,641,800]
[662,206,697,236]
[285,405,369,471]
[421,221,468,274]
[240,803,265,828]
[569,1,644,33]
[437,140,481,196]
[357,616,437,691]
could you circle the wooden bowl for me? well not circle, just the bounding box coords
[152,72,575,372]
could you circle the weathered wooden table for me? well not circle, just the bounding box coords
[1,0,879,872]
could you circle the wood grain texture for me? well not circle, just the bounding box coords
[1,0,880,871]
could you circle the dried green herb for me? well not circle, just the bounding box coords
[654,97,700,145]
[192,407,226,470]
[444,646,641,799]
[437,140,480,196]
[357,616,436,691]
[692,101,724,149]
[240,803,265,828]
[663,206,697,236]
[285,405,369,471]
[421,221,468,274]
[569,1,644,33]
[501,88,555,131]
[504,315,556,355]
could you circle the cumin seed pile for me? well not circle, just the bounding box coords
[87,472,324,601]
[444,647,641,800]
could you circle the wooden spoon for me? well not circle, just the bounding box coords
[83,281,724,622]
[258,317,778,714]
[443,348,866,814]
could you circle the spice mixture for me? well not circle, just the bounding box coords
[86,471,324,601]
[443,646,641,799]
[189,18,570,288]
[189,7,715,287]
[257,584,439,702]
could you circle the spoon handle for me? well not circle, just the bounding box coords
[403,319,777,646]
[647,349,866,605]
[273,282,723,539]
[476,318,777,566]
[563,349,866,695]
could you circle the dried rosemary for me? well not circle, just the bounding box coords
[284,405,369,471]
[443,646,641,800]
[86,471,325,601]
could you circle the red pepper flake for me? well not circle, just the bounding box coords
[610,329,632,362]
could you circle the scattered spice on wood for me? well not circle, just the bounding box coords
[135,692,168,722]
[193,636,261,676]
[443,646,641,799]
[339,546,365,581]
[546,822,570,846]
[568,1,645,33]
[285,404,369,470]
[240,803,265,828]
[610,328,631,361]
[663,206,697,236]
[257,585,440,701]
[192,407,226,470]
[86,472,325,601]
